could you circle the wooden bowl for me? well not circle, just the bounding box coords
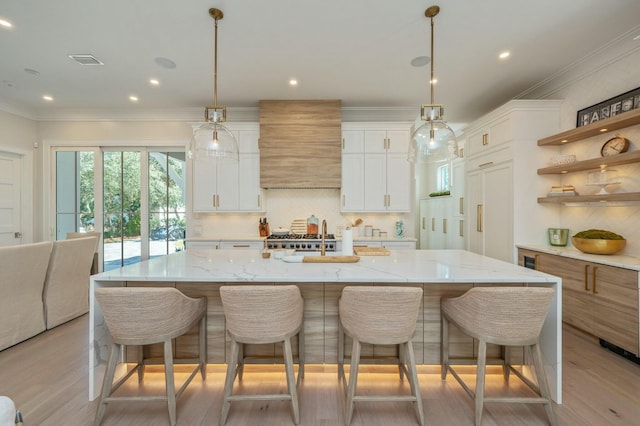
[571,237,626,255]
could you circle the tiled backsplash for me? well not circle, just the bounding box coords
[190,188,414,239]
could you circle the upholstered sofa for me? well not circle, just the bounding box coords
[0,236,97,351]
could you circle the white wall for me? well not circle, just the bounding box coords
[0,110,38,241]
[524,48,640,255]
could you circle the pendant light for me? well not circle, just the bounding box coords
[408,5,458,163]
[192,8,239,161]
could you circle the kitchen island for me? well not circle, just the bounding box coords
[89,249,562,402]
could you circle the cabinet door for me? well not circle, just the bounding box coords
[385,130,410,153]
[589,264,639,355]
[215,159,239,211]
[451,158,465,217]
[466,171,483,255]
[482,162,512,262]
[341,154,365,211]
[238,153,262,211]
[342,130,365,153]
[385,153,410,212]
[364,130,388,153]
[193,156,218,212]
[363,154,387,211]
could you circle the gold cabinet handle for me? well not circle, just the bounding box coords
[476,205,483,232]
[459,220,464,237]
[217,194,220,208]
[212,195,216,208]
[592,266,598,294]
[478,161,494,168]
[482,133,489,146]
[387,194,390,207]
[534,254,539,270]
[584,264,590,291]
[443,218,447,234]
[431,217,435,232]
[422,217,426,230]
[459,197,464,214]
[257,194,261,208]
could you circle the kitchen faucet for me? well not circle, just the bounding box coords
[321,219,327,256]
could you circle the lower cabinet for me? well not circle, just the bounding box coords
[518,248,639,356]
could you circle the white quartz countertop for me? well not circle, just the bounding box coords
[93,249,560,284]
[517,244,640,271]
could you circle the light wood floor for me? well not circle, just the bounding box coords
[0,315,638,425]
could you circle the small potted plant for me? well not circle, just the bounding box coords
[571,229,626,255]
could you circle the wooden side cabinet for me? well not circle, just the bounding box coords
[518,248,639,356]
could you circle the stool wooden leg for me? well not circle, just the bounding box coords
[338,321,345,383]
[297,321,305,383]
[199,314,207,380]
[284,338,300,425]
[237,343,244,381]
[137,345,144,382]
[441,315,449,380]
[345,338,361,426]
[94,343,120,426]
[164,339,177,426]
[220,339,239,425]
[475,340,487,426]
[531,343,557,426]
[405,340,425,426]
[502,345,511,381]
[398,343,405,380]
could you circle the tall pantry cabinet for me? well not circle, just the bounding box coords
[464,100,562,263]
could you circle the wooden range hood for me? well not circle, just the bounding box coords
[259,100,342,188]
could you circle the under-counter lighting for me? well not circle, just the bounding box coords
[560,139,568,143]
[600,128,608,132]
[0,18,13,28]
[499,51,510,59]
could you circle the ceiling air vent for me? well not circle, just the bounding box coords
[68,54,104,66]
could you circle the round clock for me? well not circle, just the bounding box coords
[600,135,629,157]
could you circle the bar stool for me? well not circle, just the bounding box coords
[338,286,424,426]
[94,287,207,426]
[441,286,556,426]
[219,285,304,425]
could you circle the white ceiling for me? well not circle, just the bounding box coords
[1,0,639,124]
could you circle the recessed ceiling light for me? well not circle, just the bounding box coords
[149,78,160,86]
[42,95,53,102]
[129,95,138,102]
[429,78,438,85]
[0,18,13,28]
[289,79,298,86]
[499,51,510,59]
[154,57,176,69]
[410,56,430,67]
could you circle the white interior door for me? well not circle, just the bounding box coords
[0,151,22,246]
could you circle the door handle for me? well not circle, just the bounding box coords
[459,197,464,214]
[584,265,590,291]
[476,205,483,232]
[459,220,464,237]
[422,217,426,230]
[431,218,435,232]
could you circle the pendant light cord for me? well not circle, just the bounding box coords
[213,16,219,108]
[429,14,435,106]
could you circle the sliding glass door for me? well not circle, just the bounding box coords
[54,146,185,272]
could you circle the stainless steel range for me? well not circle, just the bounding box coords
[266,233,337,252]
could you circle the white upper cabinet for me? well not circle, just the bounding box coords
[192,124,264,213]
[341,124,412,213]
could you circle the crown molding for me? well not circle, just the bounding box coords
[516,25,640,100]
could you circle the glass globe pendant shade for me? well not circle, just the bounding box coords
[193,121,238,160]
[409,119,457,163]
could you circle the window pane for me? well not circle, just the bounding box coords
[148,151,186,257]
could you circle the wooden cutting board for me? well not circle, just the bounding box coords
[302,255,360,263]
[353,247,390,256]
